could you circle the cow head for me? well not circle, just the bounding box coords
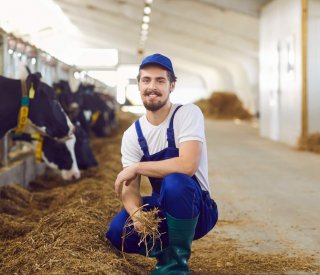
[53,80,76,113]
[12,132,81,181]
[26,73,75,140]
[91,110,111,137]
[42,134,81,181]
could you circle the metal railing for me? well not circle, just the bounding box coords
[0,135,9,167]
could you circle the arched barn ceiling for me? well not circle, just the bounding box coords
[0,0,271,112]
[51,0,270,112]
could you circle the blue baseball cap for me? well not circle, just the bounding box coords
[139,53,175,76]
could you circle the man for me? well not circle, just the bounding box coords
[106,53,218,275]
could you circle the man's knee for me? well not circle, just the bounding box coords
[161,173,200,217]
[162,173,192,194]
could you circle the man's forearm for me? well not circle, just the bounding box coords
[136,157,196,178]
[121,185,142,216]
[115,141,202,189]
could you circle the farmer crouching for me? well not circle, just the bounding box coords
[105,53,218,275]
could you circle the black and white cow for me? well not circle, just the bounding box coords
[13,124,97,180]
[0,72,74,140]
[53,80,91,134]
[12,132,79,180]
[77,84,114,137]
[41,133,80,180]
[73,123,97,169]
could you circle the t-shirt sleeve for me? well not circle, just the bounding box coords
[121,126,142,168]
[175,104,205,144]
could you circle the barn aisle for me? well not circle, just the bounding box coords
[190,119,320,273]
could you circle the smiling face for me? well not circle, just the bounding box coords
[138,66,175,112]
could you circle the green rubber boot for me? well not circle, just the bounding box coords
[148,246,171,273]
[149,213,199,275]
[138,242,171,273]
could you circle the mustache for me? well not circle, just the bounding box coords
[143,91,161,96]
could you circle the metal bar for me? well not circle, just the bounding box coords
[0,135,9,166]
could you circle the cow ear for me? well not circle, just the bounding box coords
[30,72,42,89]
[26,72,41,97]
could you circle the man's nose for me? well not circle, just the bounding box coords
[148,80,157,89]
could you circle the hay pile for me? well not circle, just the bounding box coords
[0,111,319,275]
[0,112,154,275]
[298,133,320,154]
[196,92,252,120]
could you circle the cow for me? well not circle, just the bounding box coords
[12,124,97,180]
[12,132,80,180]
[53,80,91,134]
[41,133,81,180]
[77,84,113,137]
[0,72,74,140]
[53,81,117,137]
[73,123,97,169]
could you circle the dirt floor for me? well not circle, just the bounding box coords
[0,112,320,275]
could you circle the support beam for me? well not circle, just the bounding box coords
[301,0,308,137]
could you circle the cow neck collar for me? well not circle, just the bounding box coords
[14,79,43,162]
[14,79,31,136]
[29,132,44,163]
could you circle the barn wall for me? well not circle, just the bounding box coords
[260,0,302,145]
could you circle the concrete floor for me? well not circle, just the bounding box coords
[206,119,320,260]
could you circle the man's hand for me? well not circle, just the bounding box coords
[115,163,139,196]
[131,210,145,233]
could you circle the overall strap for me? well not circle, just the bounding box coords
[135,119,150,157]
[167,105,183,148]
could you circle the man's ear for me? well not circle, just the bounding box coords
[170,82,176,93]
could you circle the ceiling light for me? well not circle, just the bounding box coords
[142,23,149,30]
[145,0,153,4]
[87,70,117,87]
[62,48,118,68]
[144,6,151,14]
[143,15,150,23]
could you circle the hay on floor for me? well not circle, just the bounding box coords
[0,111,319,275]
[298,133,320,154]
[195,92,252,120]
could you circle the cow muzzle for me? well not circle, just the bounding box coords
[61,169,81,181]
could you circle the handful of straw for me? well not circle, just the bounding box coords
[122,204,164,257]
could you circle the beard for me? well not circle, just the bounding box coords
[142,92,170,112]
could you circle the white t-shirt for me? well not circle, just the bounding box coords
[121,103,211,194]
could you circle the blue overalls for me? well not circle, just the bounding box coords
[106,105,218,254]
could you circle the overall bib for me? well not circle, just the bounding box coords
[106,105,218,254]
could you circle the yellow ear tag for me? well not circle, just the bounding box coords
[29,83,35,99]
[35,137,43,162]
[91,111,101,124]
[56,88,62,95]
